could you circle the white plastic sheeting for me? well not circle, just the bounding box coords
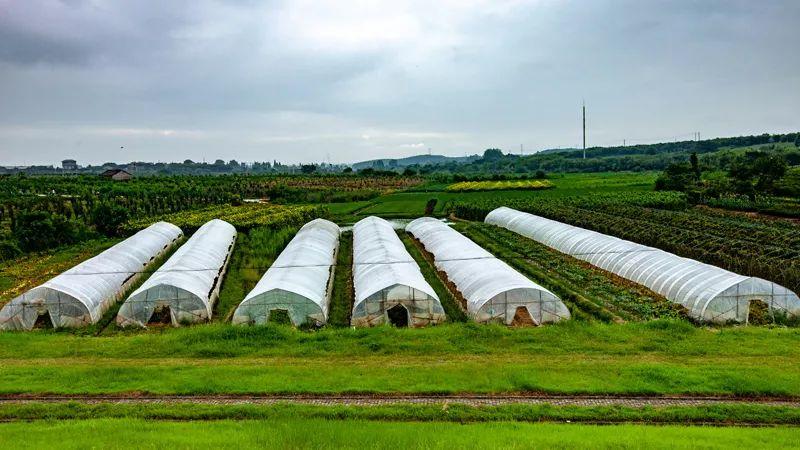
[486,207,800,323]
[233,218,340,326]
[0,222,183,330]
[352,216,445,327]
[117,219,237,327]
[406,218,570,325]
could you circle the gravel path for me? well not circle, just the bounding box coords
[2,394,798,408]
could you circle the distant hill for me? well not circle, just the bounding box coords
[351,154,480,170]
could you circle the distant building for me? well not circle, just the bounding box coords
[62,159,78,171]
[100,169,133,181]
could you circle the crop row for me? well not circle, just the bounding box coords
[122,204,326,233]
[0,175,422,228]
[445,180,553,192]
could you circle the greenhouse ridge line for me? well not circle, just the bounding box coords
[29,249,663,276]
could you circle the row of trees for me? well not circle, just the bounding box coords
[656,150,789,207]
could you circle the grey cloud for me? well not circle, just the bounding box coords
[0,0,798,165]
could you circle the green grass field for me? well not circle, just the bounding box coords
[325,171,658,220]
[1,321,799,396]
[1,418,797,449]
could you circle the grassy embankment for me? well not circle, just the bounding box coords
[327,231,353,327]
[0,418,797,449]
[0,321,799,396]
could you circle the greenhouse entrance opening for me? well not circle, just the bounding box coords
[511,306,536,327]
[33,310,53,329]
[387,304,409,327]
[149,305,172,325]
[748,299,771,325]
[269,309,293,326]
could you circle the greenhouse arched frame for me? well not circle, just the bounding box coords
[117,219,237,327]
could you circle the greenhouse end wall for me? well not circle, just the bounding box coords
[233,218,340,327]
[351,216,445,327]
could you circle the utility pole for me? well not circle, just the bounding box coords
[520,144,523,155]
[581,102,586,158]
[623,139,626,147]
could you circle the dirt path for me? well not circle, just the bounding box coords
[2,394,799,408]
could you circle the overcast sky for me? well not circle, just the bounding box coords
[0,0,798,166]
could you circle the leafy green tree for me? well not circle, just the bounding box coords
[729,152,788,199]
[655,163,695,192]
[91,203,130,237]
[13,211,87,252]
[0,239,21,260]
[690,152,701,180]
[482,148,503,161]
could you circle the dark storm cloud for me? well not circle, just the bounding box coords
[0,0,798,165]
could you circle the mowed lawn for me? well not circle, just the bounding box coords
[0,419,797,449]
[1,321,799,396]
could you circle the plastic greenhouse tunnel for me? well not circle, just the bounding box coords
[233,218,340,327]
[117,219,237,327]
[351,216,445,327]
[406,217,570,325]
[0,222,183,331]
[485,206,800,323]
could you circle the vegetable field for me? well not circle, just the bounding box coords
[446,179,553,192]
[122,204,325,233]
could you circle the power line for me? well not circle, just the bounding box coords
[26,249,666,277]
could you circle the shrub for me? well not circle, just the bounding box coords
[12,210,92,252]
[91,203,131,237]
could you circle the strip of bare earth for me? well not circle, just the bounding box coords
[1,398,800,427]
[1,394,799,407]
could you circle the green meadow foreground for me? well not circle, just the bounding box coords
[1,322,799,396]
[0,419,797,449]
